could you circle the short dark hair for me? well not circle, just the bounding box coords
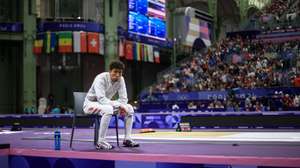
[109,60,125,71]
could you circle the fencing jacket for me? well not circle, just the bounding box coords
[84,72,128,108]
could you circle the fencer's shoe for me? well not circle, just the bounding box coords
[123,139,140,147]
[96,141,114,150]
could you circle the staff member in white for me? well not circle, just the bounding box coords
[83,60,139,150]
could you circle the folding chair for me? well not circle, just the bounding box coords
[69,92,119,149]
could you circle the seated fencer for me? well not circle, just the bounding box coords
[83,60,139,150]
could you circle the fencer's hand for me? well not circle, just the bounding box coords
[88,107,101,114]
[119,105,127,116]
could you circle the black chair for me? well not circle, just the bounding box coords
[69,92,119,149]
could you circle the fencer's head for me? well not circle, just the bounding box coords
[109,60,125,82]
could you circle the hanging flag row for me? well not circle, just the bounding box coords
[118,38,160,63]
[33,31,105,55]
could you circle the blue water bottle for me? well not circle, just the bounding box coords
[54,130,61,150]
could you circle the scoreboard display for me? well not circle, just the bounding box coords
[128,0,166,40]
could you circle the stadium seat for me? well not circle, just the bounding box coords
[69,92,119,149]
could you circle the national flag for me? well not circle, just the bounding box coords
[58,31,72,53]
[133,42,137,61]
[125,41,133,60]
[119,38,125,58]
[153,47,160,63]
[87,32,100,54]
[135,42,142,61]
[143,44,148,62]
[139,43,144,61]
[99,33,104,55]
[147,45,154,62]
[33,34,44,55]
[44,31,57,53]
[73,31,87,53]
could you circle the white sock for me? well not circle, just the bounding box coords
[98,113,112,142]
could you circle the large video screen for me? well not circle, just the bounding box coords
[184,17,212,47]
[128,0,166,41]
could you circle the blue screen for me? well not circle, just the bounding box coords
[149,17,165,38]
[128,0,166,40]
[129,0,148,15]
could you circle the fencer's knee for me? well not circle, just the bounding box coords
[101,105,114,115]
[83,104,95,115]
[125,104,134,115]
[83,102,102,115]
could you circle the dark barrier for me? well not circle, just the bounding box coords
[1,112,300,129]
[182,113,300,128]
[140,87,300,101]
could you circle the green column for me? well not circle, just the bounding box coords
[104,0,120,71]
[166,0,177,66]
[167,0,176,40]
[23,0,37,113]
[208,0,218,40]
[239,0,249,24]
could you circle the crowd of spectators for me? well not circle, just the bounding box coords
[253,0,300,30]
[141,92,300,112]
[153,36,299,93]
[140,0,300,112]
[260,0,289,18]
[140,36,300,112]
[225,91,300,112]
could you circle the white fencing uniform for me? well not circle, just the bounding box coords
[83,72,134,142]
